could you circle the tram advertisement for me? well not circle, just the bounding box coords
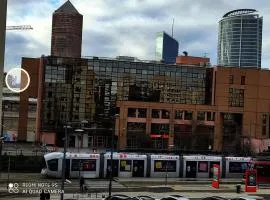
[245,169,257,192]
[212,164,220,189]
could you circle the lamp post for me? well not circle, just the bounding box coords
[60,124,71,200]
[74,129,84,153]
[7,152,10,190]
[108,114,119,197]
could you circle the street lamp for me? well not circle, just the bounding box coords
[60,124,71,200]
[108,114,119,197]
[74,129,84,153]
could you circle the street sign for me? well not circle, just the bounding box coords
[245,169,257,192]
[212,164,220,189]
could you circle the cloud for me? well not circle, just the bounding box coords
[4,0,270,72]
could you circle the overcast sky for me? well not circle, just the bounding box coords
[5,0,270,72]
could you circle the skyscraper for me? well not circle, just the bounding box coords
[51,0,83,58]
[155,31,179,64]
[218,9,263,68]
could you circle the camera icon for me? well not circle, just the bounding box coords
[8,183,19,193]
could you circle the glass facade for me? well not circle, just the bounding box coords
[155,32,179,64]
[218,10,263,68]
[41,56,208,143]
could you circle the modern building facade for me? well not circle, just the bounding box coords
[218,9,263,68]
[19,56,270,153]
[51,0,83,58]
[155,32,179,64]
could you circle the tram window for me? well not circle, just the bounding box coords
[256,165,270,177]
[198,161,208,172]
[120,160,132,172]
[81,159,96,171]
[71,159,80,171]
[154,160,176,172]
[229,162,248,173]
[47,159,58,171]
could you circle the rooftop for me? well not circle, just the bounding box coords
[223,9,257,18]
[54,0,80,14]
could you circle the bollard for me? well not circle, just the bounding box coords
[236,184,241,193]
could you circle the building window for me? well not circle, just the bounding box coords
[184,111,193,120]
[207,112,215,121]
[48,91,52,98]
[161,110,169,119]
[175,110,183,120]
[262,126,266,136]
[241,76,245,85]
[128,108,136,117]
[197,111,205,121]
[152,109,160,118]
[138,108,146,118]
[229,75,234,84]
[228,88,244,107]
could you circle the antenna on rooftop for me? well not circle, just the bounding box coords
[172,18,174,38]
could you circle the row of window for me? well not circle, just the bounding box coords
[127,108,215,121]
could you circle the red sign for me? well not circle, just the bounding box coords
[212,164,220,189]
[245,169,257,192]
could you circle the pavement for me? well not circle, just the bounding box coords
[0,173,269,200]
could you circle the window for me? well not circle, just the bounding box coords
[154,160,176,172]
[207,112,215,121]
[229,75,234,84]
[241,76,245,85]
[197,111,205,121]
[48,91,52,98]
[81,159,97,171]
[229,162,248,173]
[119,160,132,172]
[162,110,170,119]
[262,126,266,136]
[175,110,183,120]
[229,88,244,107]
[138,108,146,118]
[184,111,193,120]
[198,161,208,172]
[47,159,58,171]
[152,109,160,118]
[128,108,136,117]
[71,159,81,171]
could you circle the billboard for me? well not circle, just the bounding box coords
[3,131,18,142]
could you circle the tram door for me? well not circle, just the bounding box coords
[132,160,144,177]
[106,160,119,177]
[209,161,220,178]
[65,159,70,179]
[186,161,197,178]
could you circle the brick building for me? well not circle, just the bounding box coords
[51,0,83,57]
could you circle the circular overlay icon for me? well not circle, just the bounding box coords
[5,68,30,93]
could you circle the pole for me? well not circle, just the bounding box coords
[0,111,4,156]
[165,161,168,186]
[60,124,68,200]
[108,127,114,197]
[7,153,10,189]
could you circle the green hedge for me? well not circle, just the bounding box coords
[0,155,45,172]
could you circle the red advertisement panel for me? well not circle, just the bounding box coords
[212,164,220,189]
[245,169,257,192]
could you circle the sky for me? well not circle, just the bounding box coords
[5,0,270,72]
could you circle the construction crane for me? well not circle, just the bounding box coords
[6,25,33,30]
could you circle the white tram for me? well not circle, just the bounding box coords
[183,155,222,178]
[41,152,100,178]
[150,155,180,178]
[103,152,147,178]
[224,156,251,178]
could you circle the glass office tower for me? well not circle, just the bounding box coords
[155,32,179,64]
[41,56,208,145]
[218,9,263,68]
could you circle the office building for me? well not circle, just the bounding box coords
[218,9,263,68]
[155,31,179,64]
[176,53,210,67]
[51,0,83,57]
